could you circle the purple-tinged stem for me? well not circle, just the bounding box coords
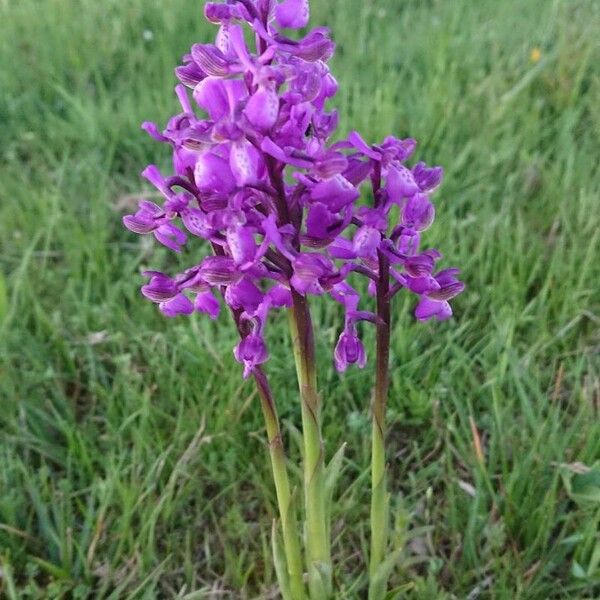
[369,249,392,599]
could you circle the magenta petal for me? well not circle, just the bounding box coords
[306,203,334,240]
[199,256,239,285]
[160,294,194,317]
[266,285,292,308]
[193,77,246,121]
[142,273,177,302]
[154,223,187,252]
[181,208,211,238]
[194,152,236,194]
[405,276,439,294]
[245,86,279,131]
[226,225,257,267]
[386,164,420,200]
[225,277,264,315]
[352,226,381,258]
[229,141,260,186]
[434,268,461,287]
[415,297,451,321]
[194,291,220,319]
[347,131,380,160]
[175,61,206,88]
[334,327,366,372]
[413,162,444,193]
[311,175,359,210]
[234,333,269,378]
[141,122,169,143]
[123,214,155,235]
[275,0,310,29]
[191,43,231,77]
[329,238,356,259]
[403,193,435,231]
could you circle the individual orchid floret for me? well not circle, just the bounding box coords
[415,269,465,321]
[334,325,366,373]
[234,331,269,378]
[141,271,195,317]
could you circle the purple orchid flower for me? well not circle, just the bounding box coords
[123,0,463,378]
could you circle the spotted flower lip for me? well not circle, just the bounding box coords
[124,0,463,376]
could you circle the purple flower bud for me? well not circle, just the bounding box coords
[234,333,269,378]
[402,193,435,231]
[334,326,366,372]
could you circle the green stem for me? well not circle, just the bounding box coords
[253,368,306,600]
[369,249,391,599]
[288,293,331,599]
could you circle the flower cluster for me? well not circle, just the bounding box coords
[124,0,463,377]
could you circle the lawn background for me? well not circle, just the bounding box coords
[1,0,599,598]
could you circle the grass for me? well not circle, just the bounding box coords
[1,0,599,597]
